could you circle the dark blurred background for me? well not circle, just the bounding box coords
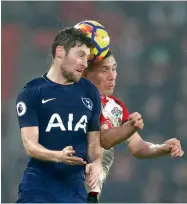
[1,1,187,202]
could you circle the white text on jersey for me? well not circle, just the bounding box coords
[45,113,88,133]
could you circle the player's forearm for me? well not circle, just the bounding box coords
[130,141,171,158]
[101,121,136,150]
[88,144,102,164]
[88,149,102,164]
[24,140,59,162]
[87,131,102,164]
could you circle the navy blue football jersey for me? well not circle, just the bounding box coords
[16,74,101,201]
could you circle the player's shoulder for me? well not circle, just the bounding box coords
[23,75,48,90]
[79,77,96,88]
[108,95,124,105]
[108,95,127,109]
[79,77,99,92]
[17,75,47,98]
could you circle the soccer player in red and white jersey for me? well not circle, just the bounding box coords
[84,50,184,203]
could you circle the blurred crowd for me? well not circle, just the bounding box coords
[2,1,187,202]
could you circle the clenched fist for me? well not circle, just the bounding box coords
[164,138,184,157]
[128,112,144,130]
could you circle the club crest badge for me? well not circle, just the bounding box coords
[82,98,93,111]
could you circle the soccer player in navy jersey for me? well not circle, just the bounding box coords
[84,50,184,203]
[16,27,102,203]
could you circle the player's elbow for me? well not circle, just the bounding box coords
[102,143,111,150]
[100,130,115,150]
[23,140,36,157]
[101,138,112,150]
[21,127,39,157]
[24,144,33,157]
[128,142,145,158]
[128,146,141,157]
[25,149,33,157]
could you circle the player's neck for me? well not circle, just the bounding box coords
[100,92,114,99]
[100,93,109,99]
[100,90,112,98]
[47,65,74,85]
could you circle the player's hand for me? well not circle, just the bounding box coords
[128,112,144,130]
[164,138,184,157]
[57,146,87,165]
[86,161,102,190]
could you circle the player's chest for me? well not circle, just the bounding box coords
[102,97,123,125]
[37,86,93,119]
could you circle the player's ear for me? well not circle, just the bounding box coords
[56,46,65,59]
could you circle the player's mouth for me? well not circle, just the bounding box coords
[108,84,115,88]
[76,69,83,73]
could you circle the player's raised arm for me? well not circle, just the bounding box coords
[100,102,144,149]
[17,87,86,165]
[100,120,142,150]
[127,132,184,158]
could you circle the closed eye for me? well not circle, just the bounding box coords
[77,50,87,58]
[100,65,117,72]
[78,53,84,57]
[77,51,90,60]
[101,68,107,72]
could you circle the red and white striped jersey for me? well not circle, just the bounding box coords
[100,95,129,128]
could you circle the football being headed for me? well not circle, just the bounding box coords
[74,20,110,62]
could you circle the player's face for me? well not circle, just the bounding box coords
[87,56,117,96]
[61,44,90,82]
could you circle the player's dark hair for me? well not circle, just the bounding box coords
[52,27,94,58]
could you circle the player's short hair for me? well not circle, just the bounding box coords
[86,50,113,72]
[52,27,94,58]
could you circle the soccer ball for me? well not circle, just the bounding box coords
[74,20,110,62]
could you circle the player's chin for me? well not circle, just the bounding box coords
[106,89,114,96]
[72,74,82,82]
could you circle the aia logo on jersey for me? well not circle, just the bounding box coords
[46,113,88,133]
[81,97,93,111]
[111,107,122,124]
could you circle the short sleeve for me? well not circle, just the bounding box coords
[87,86,101,132]
[16,87,39,128]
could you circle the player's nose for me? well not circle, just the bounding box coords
[108,70,116,81]
[81,59,88,69]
